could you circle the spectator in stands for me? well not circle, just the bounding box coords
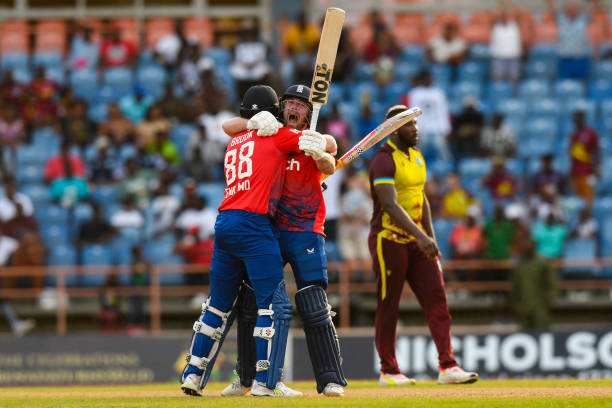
[186,124,222,181]
[482,156,519,201]
[118,158,155,211]
[154,19,189,70]
[532,213,569,258]
[531,183,567,223]
[0,71,27,109]
[449,208,484,281]
[198,60,228,111]
[77,203,115,247]
[87,136,120,184]
[100,30,137,68]
[177,44,203,98]
[425,176,444,218]
[357,105,379,145]
[98,270,122,334]
[532,154,567,195]
[568,110,599,205]
[49,161,90,208]
[441,172,474,219]
[364,29,400,64]
[570,207,597,240]
[44,140,86,183]
[136,104,171,149]
[147,130,180,166]
[483,205,515,278]
[0,104,25,177]
[3,202,38,240]
[282,11,320,85]
[480,113,517,158]
[330,27,355,83]
[149,183,181,237]
[126,246,149,333]
[68,25,99,70]
[489,3,522,84]
[449,96,484,158]
[120,85,155,124]
[110,195,145,232]
[61,99,95,149]
[325,103,351,152]
[158,82,187,122]
[0,177,34,222]
[198,96,233,155]
[546,0,593,80]
[338,173,373,281]
[133,143,165,172]
[510,238,558,329]
[402,70,451,161]
[427,22,467,80]
[230,19,271,98]
[98,102,134,147]
[175,195,216,239]
[174,225,213,287]
[183,146,212,182]
[0,221,35,336]
[27,66,59,127]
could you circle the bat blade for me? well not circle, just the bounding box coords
[309,7,345,130]
[321,106,422,181]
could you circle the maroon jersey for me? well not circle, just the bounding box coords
[276,153,326,236]
[569,127,599,177]
[218,127,302,216]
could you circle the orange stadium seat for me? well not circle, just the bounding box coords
[468,11,493,27]
[425,24,443,43]
[395,13,425,27]
[145,18,174,49]
[349,16,374,54]
[431,12,461,28]
[392,24,425,46]
[461,24,491,44]
[110,18,141,47]
[183,17,214,49]
[0,21,29,53]
[35,20,67,53]
[76,18,105,42]
[540,11,555,24]
[588,21,605,45]
[533,23,558,44]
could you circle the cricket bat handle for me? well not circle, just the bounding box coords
[310,104,321,131]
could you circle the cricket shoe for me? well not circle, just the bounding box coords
[323,382,344,397]
[379,372,416,386]
[221,377,251,396]
[437,366,479,384]
[251,381,303,397]
[181,374,202,396]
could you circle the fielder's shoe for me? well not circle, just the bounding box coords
[323,382,344,397]
[221,377,251,396]
[437,365,479,384]
[181,374,202,396]
[251,381,303,397]
[379,372,416,386]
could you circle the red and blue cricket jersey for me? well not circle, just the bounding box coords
[218,127,302,217]
[276,153,326,236]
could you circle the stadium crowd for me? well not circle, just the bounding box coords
[1,1,612,325]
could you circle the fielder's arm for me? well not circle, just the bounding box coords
[374,183,440,259]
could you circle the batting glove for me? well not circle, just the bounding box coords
[299,130,327,160]
[247,111,282,137]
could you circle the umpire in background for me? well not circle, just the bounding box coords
[368,105,478,385]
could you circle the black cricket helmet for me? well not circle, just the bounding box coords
[280,84,313,124]
[239,85,280,119]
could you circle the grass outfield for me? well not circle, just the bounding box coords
[0,379,611,407]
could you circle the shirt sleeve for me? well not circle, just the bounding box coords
[370,150,396,187]
[273,127,302,154]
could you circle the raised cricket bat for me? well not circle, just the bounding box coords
[309,7,345,131]
[321,107,423,181]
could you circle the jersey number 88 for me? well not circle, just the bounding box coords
[225,140,254,185]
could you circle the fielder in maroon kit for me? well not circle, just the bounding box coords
[369,105,478,386]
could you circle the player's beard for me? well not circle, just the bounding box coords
[283,109,309,130]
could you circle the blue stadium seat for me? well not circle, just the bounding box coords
[393,62,421,83]
[486,82,515,106]
[73,202,93,226]
[70,69,99,100]
[1,53,28,71]
[104,67,133,98]
[16,165,45,185]
[502,115,524,136]
[41,224,70,245]
[597,158,612,193]
[91,185,119,206]
[592,60,612,79]
[468,44,490,61]
[144,240,184,285]
[81,244,113,286]
[431,64,451,87]
[428,159,454,178]
[555,79,585,101]
[21,183,50,207]
[451,81,482,102]
[496,98,526,118]
[119,144,137,161]
[46,244,77,286]
[458,62,486,83]
[504,158,524,176]
[458,158,491,180]
[117,227,143,247]
[354,61,376,81]
[171,124,196,157]
[562,99,596,124]
[562,238,598,277]
[518,78,550,99]
[35,204,69,225]
[519,119,557,157]
[16,145,44,166]
[88,103,108,123]
[45,66,66,85]
[433,219,454,260]
[95,85,119,103]
[589,79,612,102]
[197,182,225,209]
[12,68,31,84]
[527,98,559,120]
[399,46,425,65]
[137,65,166,99]
[351,81,379,102]
[327,83,345,106]
[382,81,409,106]
[529,44,557,62]
[205,47,232,67]
[33,51,63,69]
[524,60,557,79]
